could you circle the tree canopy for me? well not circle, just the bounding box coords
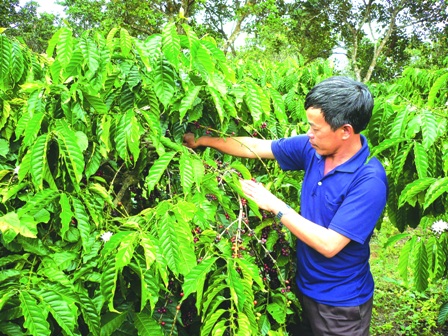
[2,0,447,80]
[1,0,59,53]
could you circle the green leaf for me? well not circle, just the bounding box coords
[158,212,181,275]
[140,233,157,269]
[398,177,435,208]
[226,174,262,219]
[438,302,448,325]
[413,142,428,179]
[212,319,228,336]
[398,236,416,284]
[85,143,103,179]
[88,183,113,206]
[10,40,25,84]
[119,28,132,57]
[100,259,119,313]
[227,265,246,312]
[59,193,73,238]
[162,22,180,69]
[420,109,439,150]
[194,43,214,78]
[63,45,83,80]
[181,24,199,63]
[0,35,13,90]
[0,321,24,335]
[244,79,267,125]
[191,157,205,189]
[201,282,227,317]
[106,27,119,49]
[0,269,21,283]
[29,133,49,190]
[0,138,8,157]
[237,313,251,335]
[84,93,108,114]
[100,311,127,336]
[201,309,227,336]
[79,36,100,75]
[153,59,175,108]
[423,177,448,210]
[23,112,45,147]
[413,239,429,292]
[0,99,11,134]
[179,153,194,194]
[19,291,51,336]
[116,232,138,271]
[115,110,142,164]
[55,120,85,190]
[18,189,59,217]
[384,232,410,248]
[269,88,287,124]
[267,294,287,324]
[201,39,226,64]
[56,28,74,67]
[230,161,252,180]
[71,196,92,253]
[389,106,410,138]
[370,138,408,157]
[179,85,202,122]
[133,310,163,335]
[208,86,226,124]
[142,268,161,313]
[145,151,176,195]
[0,212,36,241]
[391,141,413,183]
[182,257,217,302]
[428,72,448,108]
[143,34,162,64]
[77,290,100,336]
[46,28,61,57]
[39,288,77,335]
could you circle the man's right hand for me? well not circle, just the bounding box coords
[183,133,199,149]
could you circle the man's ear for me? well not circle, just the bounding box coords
[341,124,354,140]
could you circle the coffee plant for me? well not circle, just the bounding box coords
[0,21,333,335]
[365,68,448,325]
[0,19,447,334]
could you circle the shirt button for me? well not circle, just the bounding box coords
[318,181,322,186]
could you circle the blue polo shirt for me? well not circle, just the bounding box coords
[271,135,388,306]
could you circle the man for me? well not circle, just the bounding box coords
[183,76,388,336]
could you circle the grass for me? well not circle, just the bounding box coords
[369,221,448,335]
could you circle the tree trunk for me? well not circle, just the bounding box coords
[363,1,404,82]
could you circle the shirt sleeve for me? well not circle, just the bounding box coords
[271,135,311,171]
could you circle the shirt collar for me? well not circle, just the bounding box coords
[314,135,370,173]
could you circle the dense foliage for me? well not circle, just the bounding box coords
[0,19,447,335]
[6,0,447,81]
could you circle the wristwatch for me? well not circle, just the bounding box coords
[276,205,291,223]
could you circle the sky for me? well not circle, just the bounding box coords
[19,0,65,15]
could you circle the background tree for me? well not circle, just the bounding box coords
[1,0,59,53]
[57,0,206,37]
[326,0,448,82]
[241,0,337,63]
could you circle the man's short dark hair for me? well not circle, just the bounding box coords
[304,76,374,133]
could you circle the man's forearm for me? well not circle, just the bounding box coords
[194,136,274,159]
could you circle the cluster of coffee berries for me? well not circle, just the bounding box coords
[192,226,202,243]
[206,194,218,201]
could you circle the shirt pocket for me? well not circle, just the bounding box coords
[323,193,343,220]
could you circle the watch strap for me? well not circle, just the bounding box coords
[276,205,291,222]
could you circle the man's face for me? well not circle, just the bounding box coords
[305,107,343,156]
